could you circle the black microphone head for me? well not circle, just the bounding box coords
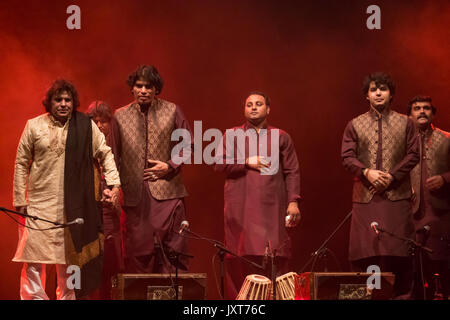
[370,221,379,228]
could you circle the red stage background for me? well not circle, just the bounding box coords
[0,0,449,299]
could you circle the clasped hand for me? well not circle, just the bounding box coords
[101,187,120,208]
[365,169,393,194]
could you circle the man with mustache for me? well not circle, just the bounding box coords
[341,72,419,298]
[215,91,301,299]
[408,95,450,299]
[111,65,191,273]
[13,80,120,299]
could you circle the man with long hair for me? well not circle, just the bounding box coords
[87,101,124,299]
[13,80,120,299]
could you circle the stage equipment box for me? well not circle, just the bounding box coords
[111,273,207,300]
[294,272,395,300]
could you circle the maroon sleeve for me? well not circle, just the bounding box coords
[214,129,247,177]
[441,172,450,183]
[167,105,193,171]
[388,118,419,182]
[280,132,301,204]
[441,141,450,183]
[341,120,365,178]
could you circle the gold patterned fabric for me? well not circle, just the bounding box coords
[352,110,411,203]
[411,126,450,213]
[114,99,188,205]
[13,113,120,264]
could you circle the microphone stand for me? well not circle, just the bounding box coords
[376,226,433,299]
[154,232,194,300]
[182,228,264,299]
[300,211,352,273]
[0,206,71,227]
[271,248,277,300]
[167,249,194,300]
[376,227,433,254]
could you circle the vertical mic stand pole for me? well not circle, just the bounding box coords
[174,252,179,300]
[271,249,277,300]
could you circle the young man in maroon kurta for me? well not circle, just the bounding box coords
[341,72,419,298]
[215,92,301,299]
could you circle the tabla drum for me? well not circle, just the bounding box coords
[276,272,297,300]
[236,274,272,300]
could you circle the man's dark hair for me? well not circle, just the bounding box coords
[42,79,80,112]
[86,101,113,121]
[407,95,437,115]
[244,91,271,107]
[126,65,164,95]
[362,72,396,98]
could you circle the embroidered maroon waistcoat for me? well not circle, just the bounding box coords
[352,110,412,203]
[115,99,188,206]
[410,126,450,213]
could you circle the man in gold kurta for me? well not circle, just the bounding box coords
[13,79,120,300]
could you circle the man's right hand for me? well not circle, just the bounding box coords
[245,156,270,172]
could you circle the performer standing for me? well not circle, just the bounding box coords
[215,91,301,299]
[87,101,124,299]
[341,72,419,298]
[111,65,191,273]
[13,80,120,300]
[408,95,450,299]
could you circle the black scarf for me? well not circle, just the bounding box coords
[64,111,103,299]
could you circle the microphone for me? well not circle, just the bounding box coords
[416,225,431,234]
[179,220,190,234]
[370,221,381,235]
[62,218,84,227]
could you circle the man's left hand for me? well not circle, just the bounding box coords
[286,202,301,228]
[145,159,172,181]
[425,175,444,191]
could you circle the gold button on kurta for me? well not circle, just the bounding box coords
[13,113,120,264]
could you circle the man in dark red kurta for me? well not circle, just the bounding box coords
[408,95,450,299]
[87,101,124,299]
[215,91,301,299]
[341,73,419,298]
[111,65,191,273]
